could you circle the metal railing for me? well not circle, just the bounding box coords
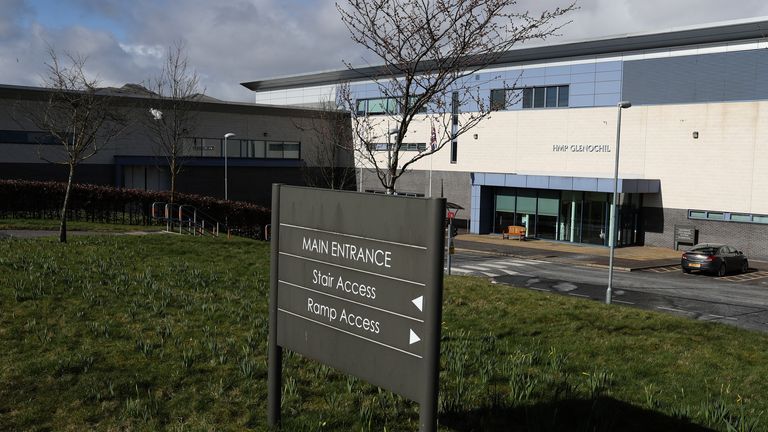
[151,201,222,237]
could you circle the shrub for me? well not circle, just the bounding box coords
[0,179,270,237]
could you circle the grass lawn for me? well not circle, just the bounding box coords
[0,234,766,431]
[0,218,164,233]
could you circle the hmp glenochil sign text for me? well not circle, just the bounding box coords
[268,185,445,431]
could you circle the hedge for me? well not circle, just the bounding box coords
[0,180,270,238]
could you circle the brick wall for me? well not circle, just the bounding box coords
[644,207,768,260]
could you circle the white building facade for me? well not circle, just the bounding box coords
[243,18,768,258]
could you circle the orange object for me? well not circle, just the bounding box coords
[502,225,526,240]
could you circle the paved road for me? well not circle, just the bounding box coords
[446,251,768,332]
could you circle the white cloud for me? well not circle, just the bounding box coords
[119,43,163,59]
[0,0,766,102]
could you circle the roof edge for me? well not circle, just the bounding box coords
[241,17,768,92]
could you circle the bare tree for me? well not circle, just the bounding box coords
[21,48,127,242]
[144,41,202,204]
[337,0,576,193]
[293,90,356,190]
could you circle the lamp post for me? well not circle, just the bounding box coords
[224,133,235,201]
[606,101,631,305]
[386,128,399,194]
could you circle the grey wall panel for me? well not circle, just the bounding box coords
[570,72,597,84]
[725,51,758,101]
[623,50,768,105]
[643,207,768,260]
[360,169,471,224]
[571,63,596,74]
[545,75,570,85]
[693,54,727,101]
[545,65,571,76]
[596,70,622,82]
[504,174,526,188]
[570,82,596,96]
[570,94,595,107]
[596,61,622,72]
[595,81,621,94]
[594,94,620,106]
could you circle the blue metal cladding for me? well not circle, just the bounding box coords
[622,50,768,105]
[349,47,768,111]
[348,60,624,112]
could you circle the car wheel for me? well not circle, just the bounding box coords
[717,264,727,277]
[741,260,749,274]
[682,268,691,274]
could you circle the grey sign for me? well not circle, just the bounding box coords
[268,185,445,431]
[674,224,698,250]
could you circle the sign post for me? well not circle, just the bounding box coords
[268,184,445,431]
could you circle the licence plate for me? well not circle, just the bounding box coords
[689,263,701,268]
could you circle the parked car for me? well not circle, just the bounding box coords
[681,244,749,276]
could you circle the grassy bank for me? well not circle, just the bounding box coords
[0,235,765,431]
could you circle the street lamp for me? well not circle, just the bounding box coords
[224,133,235,200]
[386,128,399,194]
[606,101,631,305]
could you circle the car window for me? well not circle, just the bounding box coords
[722,246,733,254]
[691,246,718,255]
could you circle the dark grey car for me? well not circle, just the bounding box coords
[681,244,749,276]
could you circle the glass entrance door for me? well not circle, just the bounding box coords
[582,192,608,245]
[536,190,559,240]
[494,193,516,233]
[558,191,582,242]
[514,190,536,237]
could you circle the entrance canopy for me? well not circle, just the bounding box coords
[471,173,660,194]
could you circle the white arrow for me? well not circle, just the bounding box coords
[409,329,421,345]
[412,296,424,312]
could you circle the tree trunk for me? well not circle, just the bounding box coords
[170,169,176,205]
[59,163,75,243]
[169,159,176,205]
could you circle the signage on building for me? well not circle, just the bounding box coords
[268,185,445,431]
[552,144,611,153]
[674,224,698,250]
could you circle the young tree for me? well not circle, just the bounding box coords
[293,92,356,190]
[144,41,203,204]
[22,48,127,242]
[337,0,576,193]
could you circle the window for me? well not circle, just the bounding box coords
[533,87,545,108]
[450,91,459,163]
[731,213,752,222]
[355,95,426,116]
[558,85,569,107]
[688,210,768,224]
[365,189,424,197]
[706,212,724,221]
[545,86,558,107]
[490,89,506,110]
[366,142,426,152]
[493,85,570,110]
[0,130,63,145]
[267,141,301,159]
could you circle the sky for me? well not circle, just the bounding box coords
[1,0,768,102]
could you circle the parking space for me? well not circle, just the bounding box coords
[640,265,768,283]
[720,270,768,283]
[642,265,680,274]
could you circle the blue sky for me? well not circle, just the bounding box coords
[1,0,768,102]
[26,0,127,39]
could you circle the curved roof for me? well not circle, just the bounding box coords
[241,17,768,92]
